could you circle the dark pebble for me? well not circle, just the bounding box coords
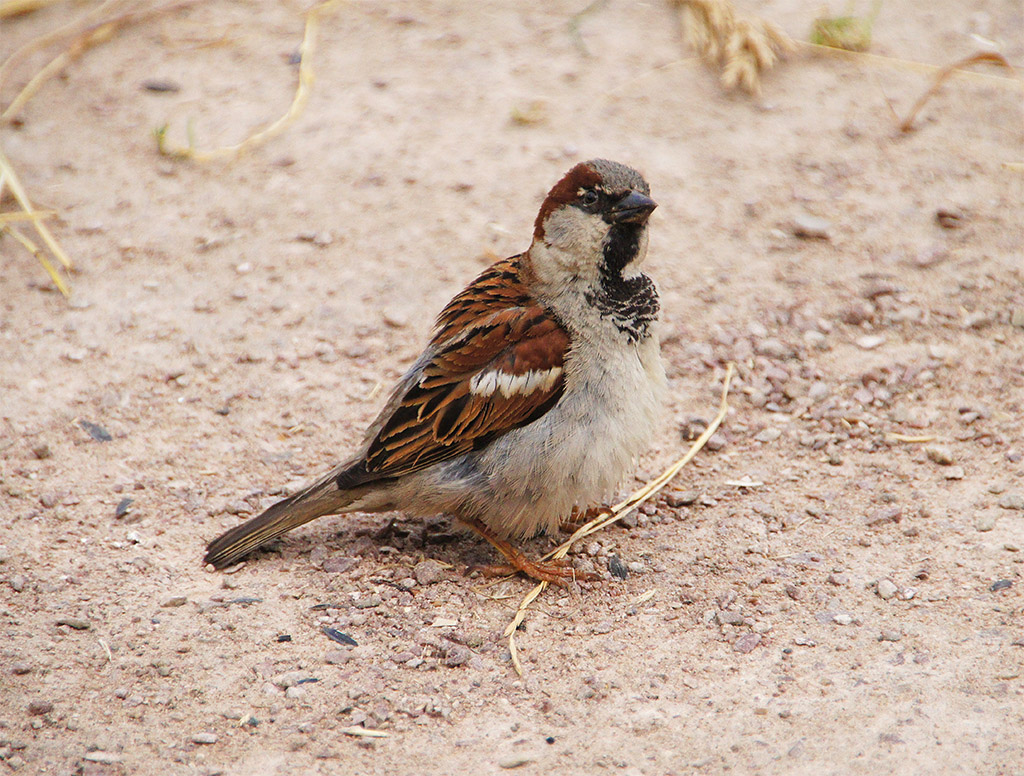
[115,497,133,519]
[27,700,53,716]
[608,555,628,579]
[276,634,292,643]
[79,420,112,441]
[444,645,471,667]
[323,627,358,647]
[142,79,181,93]
[990,579,1013,592]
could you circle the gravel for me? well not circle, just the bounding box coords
[925,445,955,465]
[997,494,1024,510]
[413,559,447,586]
[791,213,832,239]
[877,580,898,600]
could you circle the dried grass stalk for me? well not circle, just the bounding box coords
[155,0,343,161]
[504,364,735,676]
[0,146,71,295]
[1,0,198,122]
[0,0,65,18]
[671,0,794,94]
[899,51,1017,133]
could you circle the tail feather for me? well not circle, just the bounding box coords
[204,472,354,569]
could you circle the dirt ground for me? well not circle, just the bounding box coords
[1,1,1023,774]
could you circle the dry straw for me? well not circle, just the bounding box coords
[0,147,72,295]
[898,51,1016,133]
[671,0,795,94]
[504,364,735,676]
[155,0,343,161]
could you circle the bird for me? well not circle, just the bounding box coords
[204,158,666,582]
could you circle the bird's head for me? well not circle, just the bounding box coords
[528,159,656,290]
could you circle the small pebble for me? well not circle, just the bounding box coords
[791,213,831,239]
[878,630,902,642]
[444,645,471,667]
[271,671,308,689]
[10,662,31,675]
[608,555,628,579]
[27,700,53,716]
[997,494,1024,510]
[716,611,745,626]
[83,752,122,764]
[925,445,955,466]
[323,556,358,574]
[285,686,305,700]
[975,514,997,532]
[990,579,1013,592]
[161,596,187,607]
[499,755,537,769]
[666,489,700,507]
[142,79,181,93]
[833,614,854,626]
[413,559,447,586]
[944,466,965,480]
[382,307,410,328]
[733,633,762,653]
[191,733,218,745]
[935,205,964,229]
[56,617,91,630]
[877,579,898,600]
[856,335,885,350]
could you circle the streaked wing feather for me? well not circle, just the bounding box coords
[358,256,570,479]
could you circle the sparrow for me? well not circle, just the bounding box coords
[204,158,666,582]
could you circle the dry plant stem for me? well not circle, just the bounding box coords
[0,0,121,92]
[800,42,1023,89]
[0,147,72,295]
[898,51,1017,133]
[156,0,343,161]
[886,433,936,443]
[0,208,55,224]
[0,223,70,295]
[0,0,65,18]
[1,0,198,121]
[504,363,736,676]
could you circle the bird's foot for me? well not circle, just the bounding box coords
[463,518,595,584]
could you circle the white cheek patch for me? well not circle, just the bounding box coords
[470,367,562,398]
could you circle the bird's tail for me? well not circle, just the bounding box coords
[203,471,355,569]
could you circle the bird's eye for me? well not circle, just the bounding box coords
[580,190,600,208]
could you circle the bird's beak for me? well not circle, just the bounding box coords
[606,190,658,224]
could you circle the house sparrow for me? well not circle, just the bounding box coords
[205,159,666,581]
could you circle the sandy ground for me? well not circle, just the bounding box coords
[1,1,1023,774]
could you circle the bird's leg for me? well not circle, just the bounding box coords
[462,518,594,584]
[559,504,612,533]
